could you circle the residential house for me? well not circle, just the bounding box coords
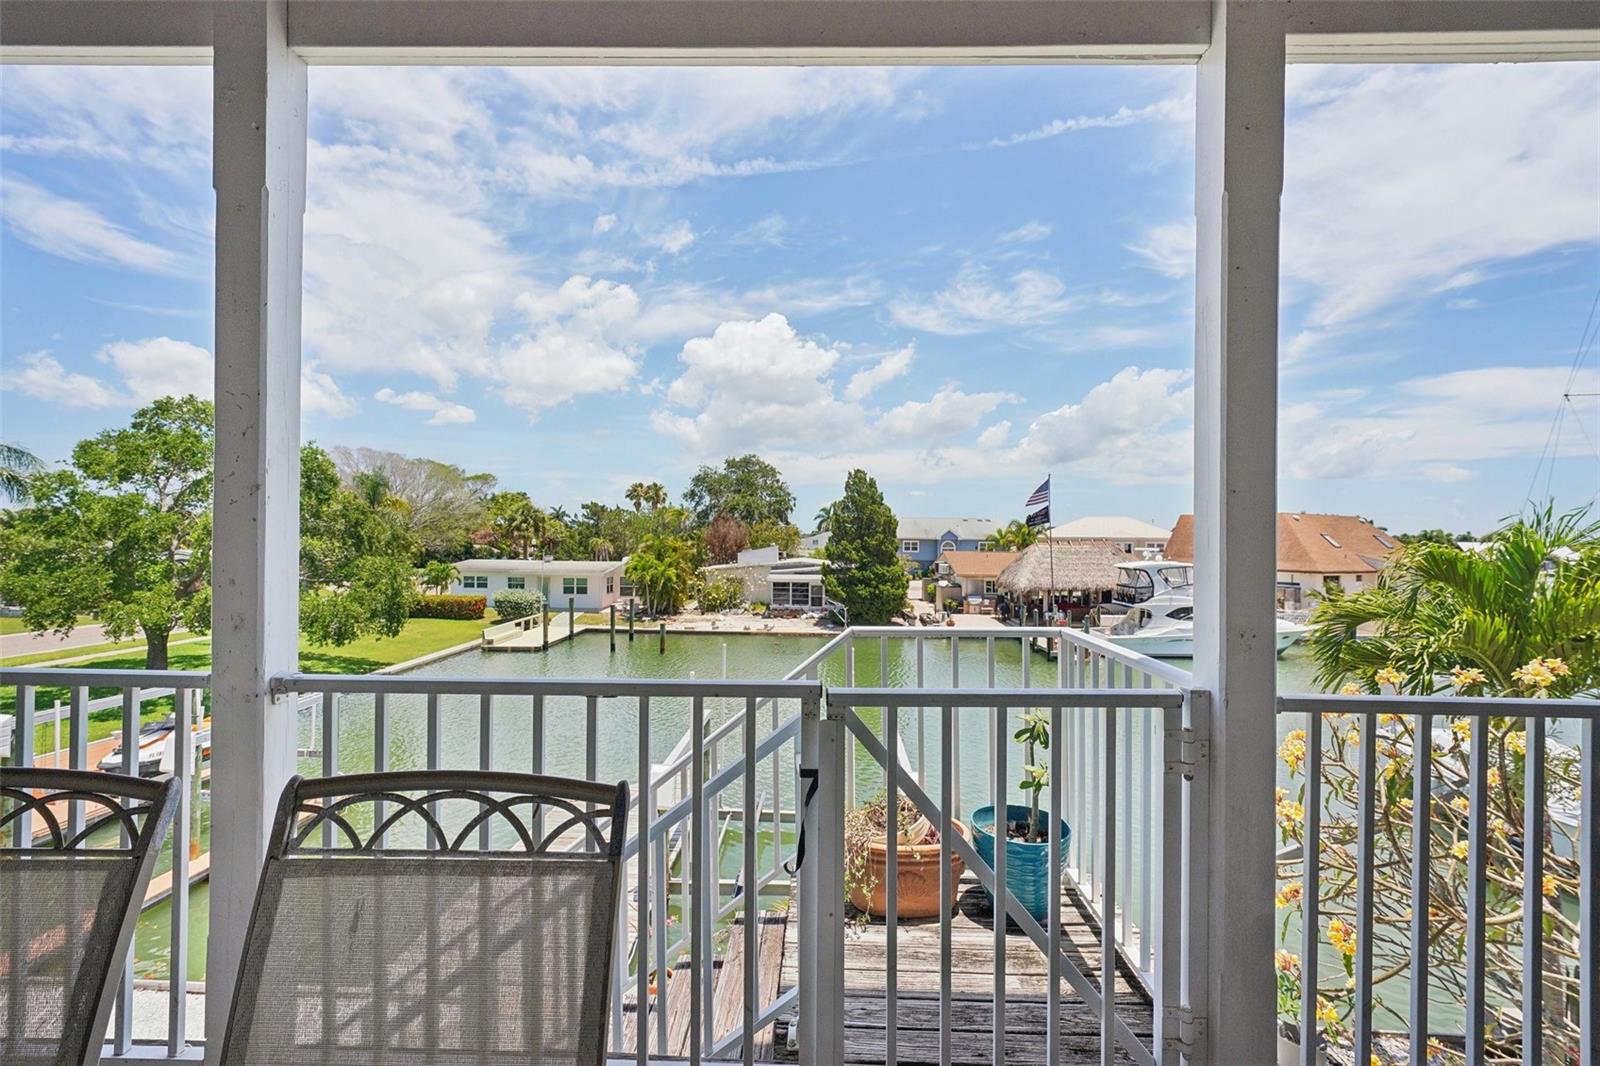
[895,517,1002,571]
[1048,515,1171,556]
[1164,512,1402,607]
[701,545,828,609]
[932,549,1021,613]
[449,558,630,611]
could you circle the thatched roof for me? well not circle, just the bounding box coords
[997,539,1129,594]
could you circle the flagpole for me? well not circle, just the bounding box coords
[1046,472,1055,624]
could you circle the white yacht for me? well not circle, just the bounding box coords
[1093,560,1306,658]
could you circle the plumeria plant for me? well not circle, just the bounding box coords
[1285,509,1598,1060]
[1014,710,1051,842]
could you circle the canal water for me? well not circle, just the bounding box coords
[134,634,1326,983]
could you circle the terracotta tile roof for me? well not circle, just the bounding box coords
[1164,513,1400,574]
[936,550,1021,579]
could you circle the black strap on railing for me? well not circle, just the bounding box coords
[783,767,819,876]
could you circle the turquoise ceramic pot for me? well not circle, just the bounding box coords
[970,804,1071,920]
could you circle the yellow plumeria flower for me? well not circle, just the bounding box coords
[1374,667,1405,688]
[1277,800,1305,827]
[1315,997,1339,1026]
[1275,949,1299,973]
[1339,682,1362,696]
[1451,719,1472,743]
[1543,874,1558,898]
[1450,666,1487,689]
[1280,730,1307,773]
[1506,731,1527,756]
[1378,713,1402,727]
[1451,841,1468,860]
[1276,881,1304,908]
[1450,796,1470,814]
[1327,918,1358,956]
[1513,658,1558,691]
[1490,816,1509,836]
[1488,768,1502,789]
[1347,727,1361,746]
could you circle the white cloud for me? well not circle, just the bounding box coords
[878,384,1016,440]
[1128,221,1195,280]
[493,275,643,416]
[593,213,618,234]
[986,95,1191,148]
[0,65,211,173]
[375,387,476,426]
[1014,367,1194,481]
[2,351,124,409]
[1419,462,1477,484]
[301,363,358,418]
[1,177,178,274]
[2,337,212,409]
[997,220,1053,244]
[977,421,1011,448]
[1281,64,1599,333]
[645,220,696,255]
[889,268,1074,335]
[98,337,213,404]
[732,212,790,248]
[843,345,915,402]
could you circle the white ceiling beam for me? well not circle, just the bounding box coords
[1285,0,1600,62]
[0,1,212,62]
[282,0,1210,64]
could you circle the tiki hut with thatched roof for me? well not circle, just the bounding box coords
[996,539,1128,602]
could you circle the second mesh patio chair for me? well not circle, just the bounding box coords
[0,767,179,1066]
[218,769,630,1066]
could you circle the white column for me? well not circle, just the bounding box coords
[1191,2,1284,1062]
[206,1,306,1057]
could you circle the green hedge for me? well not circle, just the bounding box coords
[492,588,545,620]
[411,594,486,620]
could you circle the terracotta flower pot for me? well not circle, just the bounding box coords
[848,820,970,918]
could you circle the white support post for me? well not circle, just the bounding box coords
[205,1,307,1058]
[1191,2,1284,1062]
[797,695,844,1066]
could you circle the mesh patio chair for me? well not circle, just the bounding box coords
[0,767,179,1066]
[218,769,630,1066]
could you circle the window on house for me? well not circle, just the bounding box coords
[976,542,992,551]
[462,575,488,590]
[506,577,525,589]
[900,540,919,553]
[606,575,614,593]
[1321,533,1342,549]
[620,582,638,599]
[940,540,956,551]
[983,579,996,595]
[562,577,588,597]
[1373,533,1395,549]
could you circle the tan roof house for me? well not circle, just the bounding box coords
[933,550,1021,611]
[1165,512,1402,605]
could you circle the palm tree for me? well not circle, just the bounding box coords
[813,501,838,533]
[1308,505,1600,696]
[420,560,459,594]
[590,537,615,561]
[644,482,668,512]
[0,442,43,503]
[625,482,648,513]
[626,534,695,615]
[985,520,1040,552]
[549,505,571,525]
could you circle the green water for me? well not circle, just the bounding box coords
[134,632,1325,983]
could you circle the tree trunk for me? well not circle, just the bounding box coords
[144,627,171,671]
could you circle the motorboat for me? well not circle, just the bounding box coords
[97,712,212,777]
[1092,561,1306,658]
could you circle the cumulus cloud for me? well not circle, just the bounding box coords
[1014,367,1195,481]
[493,275,643,416]
[593,213,618,234]
[3,337,211,408]
[2,351,124,409]
[1,177,178,274]
[843,345,915,402]
[1128,221,1195,280]
[889,268,1074,335]
[645,220,696,255]
[375,387,476,426]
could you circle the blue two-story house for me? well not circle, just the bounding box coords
[895,517,1003,571]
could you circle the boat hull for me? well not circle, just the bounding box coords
[1100,625,1305,659]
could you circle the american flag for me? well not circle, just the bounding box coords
[1025,477,1050,508]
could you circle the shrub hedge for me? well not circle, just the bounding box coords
[492,588,545,621]
[411,594,486,620]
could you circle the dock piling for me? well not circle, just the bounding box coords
[658,621,666,655]
[542,607,549,652]
[609,604,617,652]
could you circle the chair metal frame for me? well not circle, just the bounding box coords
[219,769,630,1065]
[0,767,179,1066]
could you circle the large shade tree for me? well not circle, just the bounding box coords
[1,442,43,503]
[0,396,214,669]
[823,469,907,625]
[330,445,494,558]
[684,455,794,527]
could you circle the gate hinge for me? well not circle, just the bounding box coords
[1161,1006,1206,1056]
[1164,726,1208,780]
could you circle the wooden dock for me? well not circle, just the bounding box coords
[777,873,1153,1064]
[617,873,1152,1064]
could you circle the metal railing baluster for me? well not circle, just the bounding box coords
[636,694,652,1066]
[1409,710,1433,1066]
[886,691,899,1066]
[992,696,1006,1064]
[1353,710,1377,1063]
[1100,704,1117,1066]
[1300,710,1322,1066]
[1048,702,1064,1066]
[939,701,954,1065]
[1522,713,1546,1065]
[167,688,193,1055]
[690,694,707,1064]
[112,684,139,1054]
[1466,715,1490,1064]
[743,694,759,1066]
[1582,717,1598,1066]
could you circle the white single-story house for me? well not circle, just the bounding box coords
[1048,515,1172,555]
[932,550,1022,613]
[448,558,631,612]
[701,545,828,609]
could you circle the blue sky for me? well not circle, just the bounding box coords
[2,61,1596,535]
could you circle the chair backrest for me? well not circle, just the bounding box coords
[219,769,630,1066]
[0,768,179,1066]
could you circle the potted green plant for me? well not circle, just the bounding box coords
[970,710,1070,920]
[844,792,968,920]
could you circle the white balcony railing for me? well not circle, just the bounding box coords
[4,640,1597,1065]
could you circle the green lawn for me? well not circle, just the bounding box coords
[4,617,494,756]
[1,635,207,669]
[0,614,94,635]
